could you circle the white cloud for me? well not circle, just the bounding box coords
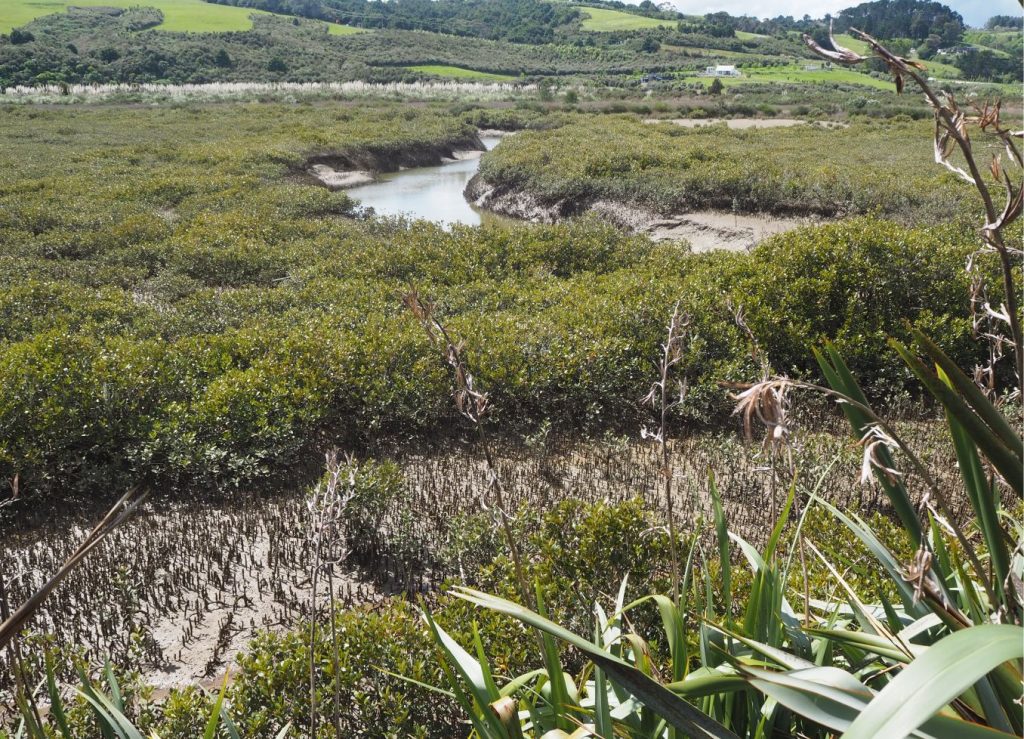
[670,0,848,20]
[661,0,1022,27]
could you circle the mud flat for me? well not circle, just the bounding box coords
[309,164,374,188]
[644,211,822,251]
[643,118,849,130]
[465,177,823,252]
[0,495,383,694]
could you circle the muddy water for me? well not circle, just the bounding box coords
[345,130,820,251]
[347,135,504,227]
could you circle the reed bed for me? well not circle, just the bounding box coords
[0,80,535,105]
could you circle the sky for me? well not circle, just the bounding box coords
[666,0,1022,28]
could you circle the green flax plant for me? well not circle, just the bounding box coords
[7,656,291,739]
[426,30,1023,739]
[431,327,1023,739]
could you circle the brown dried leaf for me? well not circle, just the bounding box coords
[953,110,970,144]
[801,22,868,65]
[935,123,955,161]
[986,181,1023,234]
[980,102,998,130]
[991,154,1003,182]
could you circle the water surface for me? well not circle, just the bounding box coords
[347,135,502,227]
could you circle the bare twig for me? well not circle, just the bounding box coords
[803,25,1024,393]
[405,288,534,611]
[307,452,354,739]
[642,303,690,605]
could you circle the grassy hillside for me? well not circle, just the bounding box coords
[0,11,686,88]
[325,20,365,35]
[964,29,1021,57]
[916,54,963,79]
[0,0,267,33]
[573,5,672,31]
[685,64,894,91]
[832,32,871,54]
[406,64,517,80]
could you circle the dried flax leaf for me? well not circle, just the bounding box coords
[801,21,867,65]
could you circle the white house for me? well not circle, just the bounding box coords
[704,65,740,77]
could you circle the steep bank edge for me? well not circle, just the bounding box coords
[465,173,827,252]
[464,173,592,223]
[302,132,486,191]
[465,173,697,232]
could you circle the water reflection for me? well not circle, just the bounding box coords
[347,136,502,227]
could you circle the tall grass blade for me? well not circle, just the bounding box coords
[103,661,124,714]
[75,665,117,739]
[627,594,686,681]
[843,624,1024,739]
[203,671,230,739]
[535,585,573,732]
[593,620,613,739]
[891,340,1023,493]
[910,327,1023,455]
[764,480,795,562]
[814,344,923,545]
[813,498,929,617]
[423,608,510,738]
[45,653,72,737]
[744,667,1016,739]
[709,470,732,618]
[452,587,739,739]
[74,685,145,739]
[938,367,1012,602]
[711,627,816,671]
[666,672,748,699]
[472,623,501,699]
[221,704,242,739]
[14,693,44,739]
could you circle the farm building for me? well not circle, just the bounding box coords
[704,64,740,77]
[937,45,976,55]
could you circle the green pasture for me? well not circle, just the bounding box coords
[827,35,964,80]
[965,42,1012,57]
[573,6,672,31]
[661,43,763,59]
[964,29,1020,57]
[324,20,366,35]
[406,65,516,81]
[0,0,266,33]
[687,63,894,91]
[916,55,963,79]
[832,33,871,55]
